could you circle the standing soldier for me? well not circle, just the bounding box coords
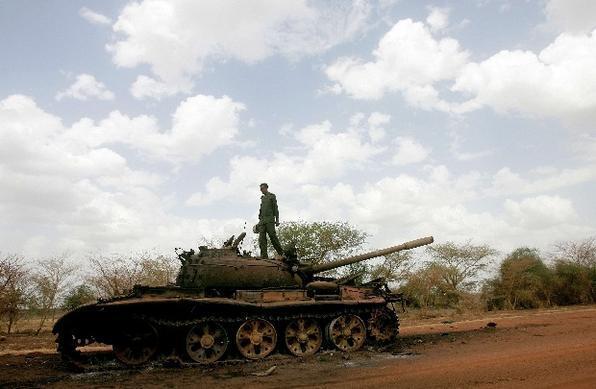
[257,183,284,259]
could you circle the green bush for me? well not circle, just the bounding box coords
[62,284,96,311]
[483,248,552,310]
[551,261,594,305]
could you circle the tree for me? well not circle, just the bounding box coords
[0,253,30,334]
[30,255,76,335]
[137,254,179,286]
[552,236,596,268]
[551,237,596,305]
[425,241,497,293]
[62,284,96,311]
[276,221,368,265]
[87,252,178,298]
[551,260,594,305]
[485,248,552,310]
[369,251,413,285]
[400,263,457,308]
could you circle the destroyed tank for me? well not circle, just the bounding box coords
[53,234,433,365]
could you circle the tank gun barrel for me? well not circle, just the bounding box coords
[304,236,434,274]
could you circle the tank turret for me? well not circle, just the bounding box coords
[175,235,434,291]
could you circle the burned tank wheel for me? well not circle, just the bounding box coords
[327,314,366,352]
[368,309,398,344]
[284,318,323,357]
[185,322,228,363]
[113,321,159,366]
[236,319,277,359]
[57,329,82,361]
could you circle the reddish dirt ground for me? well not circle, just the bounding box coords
[1,305,595,388]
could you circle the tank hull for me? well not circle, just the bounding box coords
[53,285,400,365]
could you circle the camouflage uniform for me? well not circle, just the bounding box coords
[258,192,283,258]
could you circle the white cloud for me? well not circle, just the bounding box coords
[0,95,160,184]
[277,167,591,251]
[367,112,391,127]
[392,136,431,165]
[544,0,596,34]
[186,115,384,206]
[426,6,449,33]
[56,74,115,101]
[0,95,157,250]
[367,112,390,142]
[504,195,577,228]
[79,7,112,25]
[452,31,596,122]
[130,75,192,100]
[0,94,249,256]
[108,0,371,98]
[164,95,244,160]
[278,167,494,247]
[187,114,596,250]
[1,93,244,210]
[69,94,245,163]
[188,162,501,247]
[324,18,469,107]
[325,12,596,125]
[488,166,596,196]
[7,92,587,255]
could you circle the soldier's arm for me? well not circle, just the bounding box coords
[258,196,263,219]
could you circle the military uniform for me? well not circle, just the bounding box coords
[258,192,283,258]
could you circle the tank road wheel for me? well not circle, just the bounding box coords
[327,314,366,352]
[284,318,323,357]
[185,322,229,363]
[57,329,81,361]
[235,319,277,359]
[368,309,399,344]
[113,321,159,366]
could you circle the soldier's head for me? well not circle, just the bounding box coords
[259,183,269,194]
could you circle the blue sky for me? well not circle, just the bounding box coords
[1,0,595,258]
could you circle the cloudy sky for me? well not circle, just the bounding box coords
[1,0,595,258]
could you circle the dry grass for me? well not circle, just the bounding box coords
[0,312,61,335]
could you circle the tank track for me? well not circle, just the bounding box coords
[58,304,399,367]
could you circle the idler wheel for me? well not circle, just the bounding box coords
[367,309,398,343]
[284,318,323,357]
[113,321,159,366]
[57,329,82,361]
[235,319,277,359]
[327,314,366,352]
[185,322,229,363]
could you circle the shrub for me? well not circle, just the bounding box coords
[63,284,96,311]
[400,263,459,309]
[483,247,552,310]
[551,261,594,305]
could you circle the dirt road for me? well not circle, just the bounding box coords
[1,306,595,388]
